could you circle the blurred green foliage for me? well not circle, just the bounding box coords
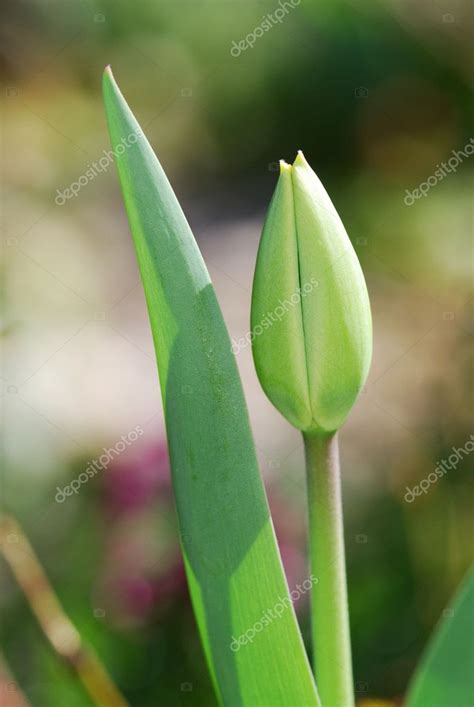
[1,0,472,704]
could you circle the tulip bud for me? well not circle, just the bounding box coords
[251,151,372,432]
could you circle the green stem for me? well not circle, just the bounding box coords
[303,430,354,707]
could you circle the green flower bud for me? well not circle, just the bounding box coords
[251,151,372,432]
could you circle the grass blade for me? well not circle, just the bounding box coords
[406,567,474,707]
[0,515,129,707]
[102,67,319,707]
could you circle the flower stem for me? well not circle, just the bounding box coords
[303,431,354,707]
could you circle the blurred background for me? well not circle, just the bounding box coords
[1,0,473,705]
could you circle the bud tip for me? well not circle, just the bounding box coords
[293,150,308,168]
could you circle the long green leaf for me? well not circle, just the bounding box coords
[102,67,319,707]
[406,567,474,707]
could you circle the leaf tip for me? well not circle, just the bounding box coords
[102,64,116,94]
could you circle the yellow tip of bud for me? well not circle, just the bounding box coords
[293,150,309,169]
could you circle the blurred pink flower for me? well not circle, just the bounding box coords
[104,443,171,515]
